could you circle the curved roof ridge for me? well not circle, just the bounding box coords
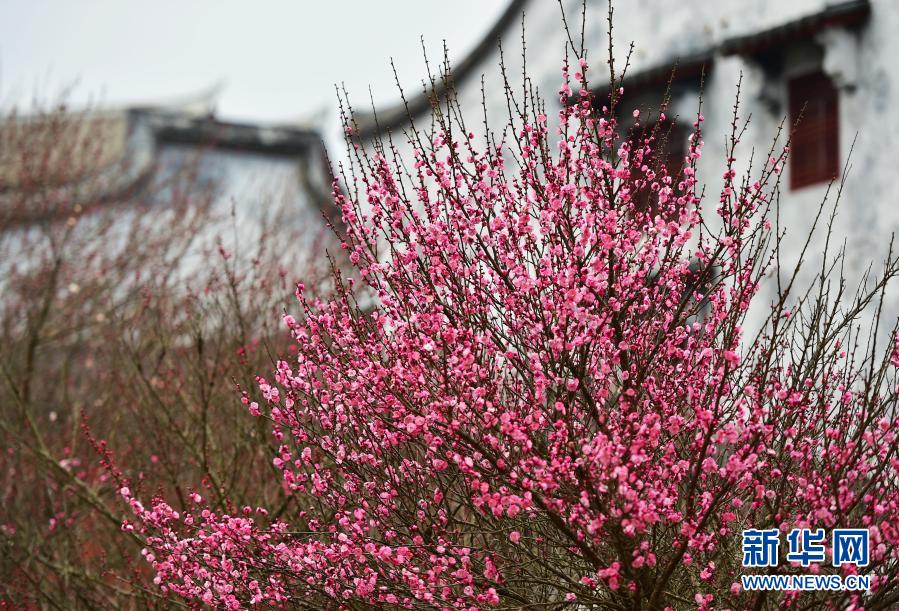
[353,0,528,139]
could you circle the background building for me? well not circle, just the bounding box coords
[1,89,335,239]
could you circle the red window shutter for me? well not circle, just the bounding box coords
[788,72,839,190]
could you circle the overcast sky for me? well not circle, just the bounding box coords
[0,0,508,124]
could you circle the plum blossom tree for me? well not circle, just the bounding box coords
[122,18,899,610]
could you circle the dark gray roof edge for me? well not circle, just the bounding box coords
[579,0,869,108]
[585,50,714,104]
[129,107,325,157]
[719,0,870,57]
[353,0,529,139]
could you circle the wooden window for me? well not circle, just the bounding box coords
[788,72,839,190]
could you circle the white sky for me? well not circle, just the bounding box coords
[0,0,509,124]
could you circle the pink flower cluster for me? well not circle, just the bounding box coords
[124,58,899,608]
